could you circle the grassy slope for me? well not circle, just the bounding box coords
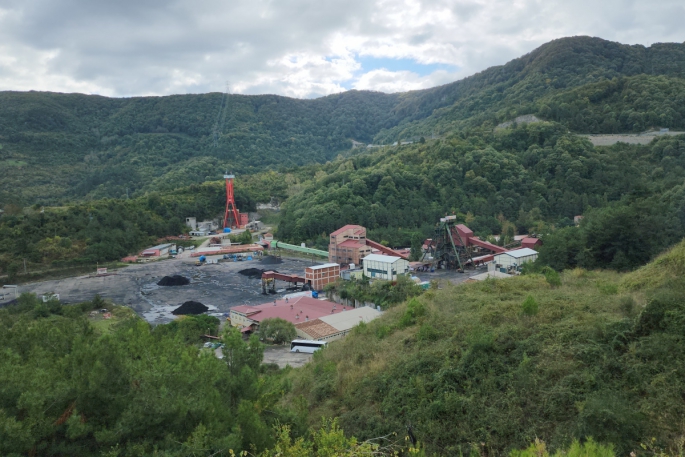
[289,259,685,455]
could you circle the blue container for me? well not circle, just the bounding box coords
[247,256,252,260]
[199,255,206,262]
[223,228,232,233]
[311,291,319,298]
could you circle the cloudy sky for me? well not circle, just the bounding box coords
[0,0,683,98]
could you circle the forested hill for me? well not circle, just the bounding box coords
[2,36,685,206]
[374,36,685,143]
[0,89,401,204]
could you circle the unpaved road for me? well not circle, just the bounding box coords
[18,256,315,324]
[582,131,685,146]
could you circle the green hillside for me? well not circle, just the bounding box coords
[3,36,685,207]
[276,123,685,270]
[0,90,400,205]
[288,247,685,456]
[375,37,685,143]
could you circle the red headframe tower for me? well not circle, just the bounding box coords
[223,173,241,229]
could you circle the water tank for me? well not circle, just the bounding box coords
[223,228,232,233]
[199,255,206,262]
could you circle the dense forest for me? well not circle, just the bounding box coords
[277,123,685,270]
[2,36,685,206]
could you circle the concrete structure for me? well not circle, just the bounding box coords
[341,268,363,281]
[190,230,210,237]
[295,306,383,342]
[305,263,340,290]
[329,225,372,264]
[229,296,343,332]
[263,233,274,241]
[362,254,409,280]
[140,243,175,257]
[493,248,538,273]
[185,217,197,231]
[521,237,543,250]
[466,271,513,282]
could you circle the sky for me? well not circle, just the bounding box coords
[0,0,683,99]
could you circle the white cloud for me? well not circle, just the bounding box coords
[0,0,682,98]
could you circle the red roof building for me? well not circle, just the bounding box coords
[229,296,344,332]
[521,237,542,249]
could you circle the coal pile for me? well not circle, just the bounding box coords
[238,268,274,279]
[261,256,283,265]
[172,301,208,315]
[157,275,190,286]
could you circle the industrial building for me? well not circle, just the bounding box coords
[521,237,543,249]
[305,263,340,290]
[328,225,372,264]
[229,296,344,333]
[295,306,383,342]
[328,224,408,265]
[140,243,175,257]
[362,254,410,280]
[493,248,539,273]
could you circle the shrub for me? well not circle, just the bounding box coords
[521,295,539,316]
[398,298,427,328]
[542,266,561,287]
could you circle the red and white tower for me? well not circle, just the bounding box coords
[223,173,241,229]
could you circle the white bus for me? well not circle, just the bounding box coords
[290,339,327,353]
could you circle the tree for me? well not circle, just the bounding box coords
[259,318,297,344]
[409,233,423,261]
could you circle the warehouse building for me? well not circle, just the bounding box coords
[229,296,343,333]
[362,254,409,280]
[493,248,538,273]
[295,306,383,342]
[140,243,175,257]
[305,263,340,290]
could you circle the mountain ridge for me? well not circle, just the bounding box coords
[2,36,685,205]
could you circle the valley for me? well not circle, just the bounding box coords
[2,35,685,456]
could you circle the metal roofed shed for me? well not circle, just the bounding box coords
[362,254,409,280]
[466,271,513,282]
[140,243,175,257]
[295,306,383,342]
[493,248,538,273]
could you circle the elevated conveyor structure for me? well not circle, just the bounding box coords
[270,240,329,258]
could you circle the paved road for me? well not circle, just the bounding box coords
[262,345,313,368]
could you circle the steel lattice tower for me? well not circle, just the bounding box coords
[223,173,240,229]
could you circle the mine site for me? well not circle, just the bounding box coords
[18,253,316,324]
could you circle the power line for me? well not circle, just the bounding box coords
[212,82,230,148]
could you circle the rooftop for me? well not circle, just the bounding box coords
[363,253,403,263]
[330,225,366,237]
[498,248,538,258]
[338,239,367,248]
[469,271,513,281]
[319,306,383,332]
[147,243,173,250]
[295,319,339,339]
[307,263,340,270]
[230,296,342,325]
